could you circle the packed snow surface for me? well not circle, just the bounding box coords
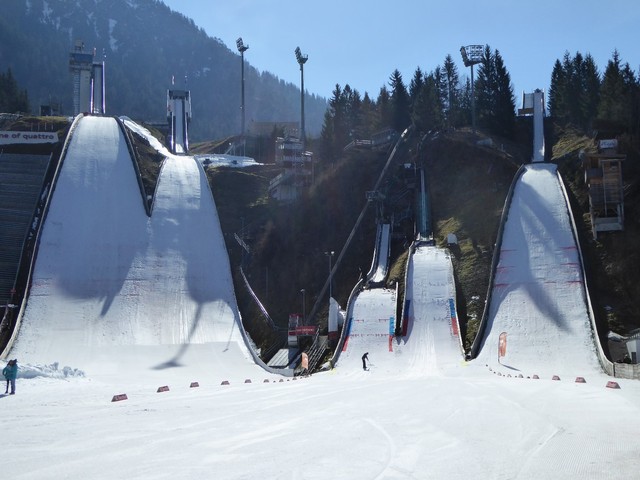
[476,163,602,379]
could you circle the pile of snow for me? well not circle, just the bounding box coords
[195,153,261,168]
[120,116,261,168]
[5,361,85,379]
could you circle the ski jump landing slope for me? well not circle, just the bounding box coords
[402,245,464,375]
[9,116,262,382]
[338,245,463,376]
[475,163,601,378]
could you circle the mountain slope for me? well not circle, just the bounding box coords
[0,0,326,140]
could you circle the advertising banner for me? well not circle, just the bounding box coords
[498,332,508,361]
[0,131,59,145]
[288,326,317,336]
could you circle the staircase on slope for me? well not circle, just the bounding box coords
[0,153,51,308]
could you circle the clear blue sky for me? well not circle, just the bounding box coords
[162,0,640,103]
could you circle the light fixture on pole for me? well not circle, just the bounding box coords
[294,46,308,150]
[325,251,335,300]
[300,288,306,324]
[460,44,483,134]
[236,37,249,156]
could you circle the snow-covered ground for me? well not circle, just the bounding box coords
[8,116,264,386]
[1,117,640,479]
[122,117,260,168]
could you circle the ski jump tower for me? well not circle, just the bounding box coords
[518,89,545,162]
[167,87,192,154]
[68,40,106,115]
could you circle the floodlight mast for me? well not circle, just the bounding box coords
[295,46,308,150]
[236,37,249,155]
[460,45,483,133]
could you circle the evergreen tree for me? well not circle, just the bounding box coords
[343,84,364,141]
[459,78,473,127]
[376,86,393,130]
[568,52,585,126]
[0,68,30,113]
[626,64,640,133]
[548,59,565,117]
[493,49,516,138]
[549,51,602,131]
[360,92,379,137]
[475,45,497,132]
[474,46,515,138]
[320,84,346,161]
[411,72,444,133]
[388,70,411,132]
[442,54,462,127]
[319,83,375,159]
[598,50,637,131]
[409,67,425,103]
[581,54,601,130]
[433,66,448,121]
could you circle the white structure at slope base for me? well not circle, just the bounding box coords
[518,89,545,162]
[69,40,106,115]
[167,88,192,154]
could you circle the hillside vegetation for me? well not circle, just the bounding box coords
[197,123,640,358]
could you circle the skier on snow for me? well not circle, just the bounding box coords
[3,359,17,395]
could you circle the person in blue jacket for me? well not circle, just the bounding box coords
[3,359,17,395]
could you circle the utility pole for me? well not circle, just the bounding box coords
[460,45,483,134]
[295,46,308,150]
[236,37,249,156]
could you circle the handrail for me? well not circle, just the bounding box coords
[238,266,282,331]
[398,241,417,336]
[446,249,466,357]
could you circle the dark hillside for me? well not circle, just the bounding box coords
[211,152,390,347]
[203,125,640,358]
[202,129,523,352]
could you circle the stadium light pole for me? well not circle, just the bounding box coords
[295,46,308,150]
[300,288,306,324]
[236,37,249,156]
[460,45,483,134]
[325,251,335,300]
